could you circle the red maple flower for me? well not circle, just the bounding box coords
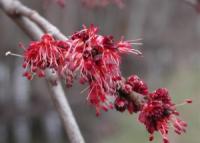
[66,25,120,112]
[126,74,149,95]
[60,25,141,113]
[139,88,188,143]
[22,34,69,80]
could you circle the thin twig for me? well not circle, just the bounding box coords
[0,0,66,40]
[0,0,85,143]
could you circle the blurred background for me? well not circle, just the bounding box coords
[0,0,200,143]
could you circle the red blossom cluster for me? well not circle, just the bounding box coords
[22,34,69,80]
[20,25,191,143]
[139,88,188,143]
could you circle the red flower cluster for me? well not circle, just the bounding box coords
[64,25,141,115]
[139,88,188,143]
[22,25,141,114]
[22,34,69,80]
[113,76,191,143]
[20,25,191,143]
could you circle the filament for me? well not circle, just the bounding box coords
[5,51,23,58]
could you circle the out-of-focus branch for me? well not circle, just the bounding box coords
[0,0,85,143]
[180,0,200,13]
[183,0,196,6]
[181,0,198,8]
[0,0,66,40]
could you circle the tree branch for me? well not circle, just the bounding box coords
[0,0,85,143]
[0,0,66,40]
[181,0,197,8]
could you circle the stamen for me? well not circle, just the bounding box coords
[5,51,23,58]
[131,49,142,55]
[80,86,90,94]
[175,102,186,107]
[175,99,192,107]
[127,38,143,46]
[130,42,143,46]
[19,42,26,50]
[127,38,143,42]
